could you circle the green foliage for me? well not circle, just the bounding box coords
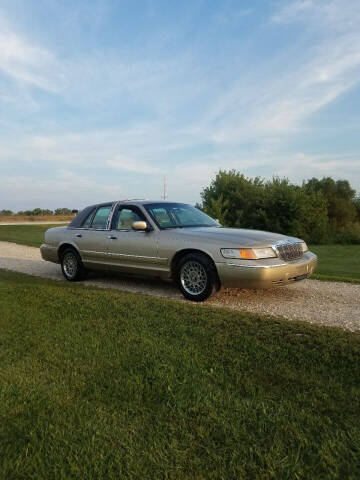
[55,207,73,215]
[11,208,55,216]
[1,269,360,479]
[354,197,360,222]
[200,171,359,244]
[0,208,76,216]
[200,171,329,243]
[304,177,357,228]
[31,208,54,216]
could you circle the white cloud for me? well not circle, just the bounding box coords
[0,15,60,91]
[273,0,360,29]
[106,156,162,175]
[202,0,360,144]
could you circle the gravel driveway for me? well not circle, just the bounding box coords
[1,240,359,331]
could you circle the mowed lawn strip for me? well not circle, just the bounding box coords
[0,224,67,248]
[0,269,360,479]
[310,245,360,282]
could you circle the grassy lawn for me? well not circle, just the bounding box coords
[0,224,66,248]
[310,245,360,282]
[1,269,360,479]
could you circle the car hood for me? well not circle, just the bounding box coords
[171,227,301,247]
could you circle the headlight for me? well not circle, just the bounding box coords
[299,241,308,252]
[221,247,277,260]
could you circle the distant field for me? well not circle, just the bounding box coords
[1,269,360,479]
[310,245,360,282]
[0,224,67,248]
[0,215,73,223]
[0,225,359,283]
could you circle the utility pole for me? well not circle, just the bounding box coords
[163,175,167,200]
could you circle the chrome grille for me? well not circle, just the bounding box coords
[275,241,303,262]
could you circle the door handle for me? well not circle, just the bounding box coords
[108,235,117,240]
[76,234,82,238]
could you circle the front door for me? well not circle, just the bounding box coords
[106,205,159,274]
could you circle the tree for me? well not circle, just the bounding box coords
[0,209,13,216]
[200,170,330,243]
[55,208,72,216]
[32,208,43,216]
[354,197,360,222]
[262,178,328,243]
[200,170,266,229]
[304,177,357,228]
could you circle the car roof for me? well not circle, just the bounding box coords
[83,199,187,210]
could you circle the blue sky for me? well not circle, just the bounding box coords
[1,0,360,210]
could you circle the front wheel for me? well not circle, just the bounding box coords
[177,253,216,302]
[61,248,86,281]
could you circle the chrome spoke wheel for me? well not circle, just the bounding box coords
[63,252,78,279]
[180,261,207,295]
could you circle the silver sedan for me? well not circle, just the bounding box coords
[41,200,318,301]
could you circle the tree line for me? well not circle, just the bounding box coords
[199,171,360,244]
[0,208,78,216]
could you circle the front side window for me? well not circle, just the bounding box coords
[112,207,145,230]
[145,203,220,229]
[90,206,112,229]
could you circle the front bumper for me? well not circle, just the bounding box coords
[216,252,318,289]
[40,244,59,263]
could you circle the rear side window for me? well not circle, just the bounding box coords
[81,209,95,228]
[91,206,112,229]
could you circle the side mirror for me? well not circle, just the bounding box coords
[132,221,148,231]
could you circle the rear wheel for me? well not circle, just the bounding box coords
[177,253,216,302]
[61,248,86,281]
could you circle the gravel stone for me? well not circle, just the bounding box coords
[1,241,359,331]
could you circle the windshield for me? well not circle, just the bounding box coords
[144,203,220,229]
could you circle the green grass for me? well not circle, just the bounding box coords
[0,224,66,248]
[1,269,360,479]
[310,245,360,283]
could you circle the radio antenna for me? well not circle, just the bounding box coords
[163,175,167,200]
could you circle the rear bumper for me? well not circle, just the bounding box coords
[40,244,59,263]
[216,252,318,289]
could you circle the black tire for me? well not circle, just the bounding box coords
[177,253,216,302]
[61,248,87,282]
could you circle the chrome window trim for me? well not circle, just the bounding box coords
[106,202,119,230]
[69,227,109,231]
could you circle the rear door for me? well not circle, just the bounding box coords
[73,205,113,264]
[106,205,160,273]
